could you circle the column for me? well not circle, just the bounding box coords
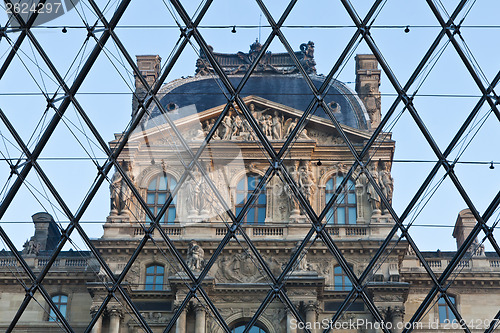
[287,309,297,333]
[305,302,318,333]
[91,315,102,333]
[391,306,405,333]
[175,308,186,333]
[195,304,206,333]
[109,309,122,333]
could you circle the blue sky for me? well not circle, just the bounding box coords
[0,0,498,253]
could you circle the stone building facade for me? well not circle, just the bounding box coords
[0,42,499,333]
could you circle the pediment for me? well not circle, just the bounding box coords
[126,95,372,147]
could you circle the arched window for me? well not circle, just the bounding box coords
[235,174,266,224]
[334,265,353,291]
[48,294,68,321]
[325,175,356,224]
[146,173,177,224]
[231,323,268,333]
[145,264,164,290]
[438,295,457,323]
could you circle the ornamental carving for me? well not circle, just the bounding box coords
[187,240,205,272]
[215,253,281,283]
[197,108,313,143]
[195,40,317,76]
[110,160,135,217]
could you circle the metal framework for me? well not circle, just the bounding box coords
[0,0,498,333]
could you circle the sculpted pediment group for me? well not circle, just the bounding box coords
[128,96,370,148]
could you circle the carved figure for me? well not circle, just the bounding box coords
[110,161,134,216]
[298,163,316,204]
[222,116,233,140]
[23,238,40,255]
[362,83,381,129]
[259,114,269,137]
[287,164,301,214]
[299,41,317,74]
[271,111,282,139]
[187,240,205,271]
[266,115,273,137]
[203,120,210,136]
[365,163,381,214]
[284,118,298,138]
[231,114,243,138]
[291,241,312,272]
[210,118,220,139]
[379,162,394,210]
[186,168,210,216]
[193,128,205,141]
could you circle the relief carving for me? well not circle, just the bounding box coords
[110,160,135,217]
[185,167,211,218]
[216,253,280,283]
[187,240,205,272]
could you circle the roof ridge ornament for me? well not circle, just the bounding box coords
[195,40,316,76]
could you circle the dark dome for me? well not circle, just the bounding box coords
[151,75,369,130]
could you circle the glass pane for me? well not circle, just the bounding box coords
[148,178,157,190]
[59,305,67,318]
[336,193,345,204]
[157,193,166,205]
[157,266,164,274]
[258,192,266,205]
[334,275,343,289]
[247,208,255,224]
[326,178,334,191]
[147,193,155,204]
[258,208,266,224]
[155,276,164,288]
[337,208,346,224]
[146,266,154,274]
[326,209,334,224]
[237,178,245,191]
[158,176,167,190]
[336,175,344,187]
[345,275,352,288]
[348,207,357,224]
[168,208,176,223]
[348,191,356,203]
[48,309,56,322]
[146,207,154,222]
[439,305,448,323]
[248,176,256,190]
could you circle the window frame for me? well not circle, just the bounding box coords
[325,175,356,225]
[234,174,266,225]
[333,265,353,291]
[438,295,457,323]
[47,294,68,322]
[144,264,165,291]
[146,173,177,224]
[230,321,268,333]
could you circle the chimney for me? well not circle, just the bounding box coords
[132,55,162,117]
[355,54,381,129]
[453,209,485,256]
[31,212,61,252]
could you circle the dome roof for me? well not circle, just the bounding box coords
[150,74,369,130]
